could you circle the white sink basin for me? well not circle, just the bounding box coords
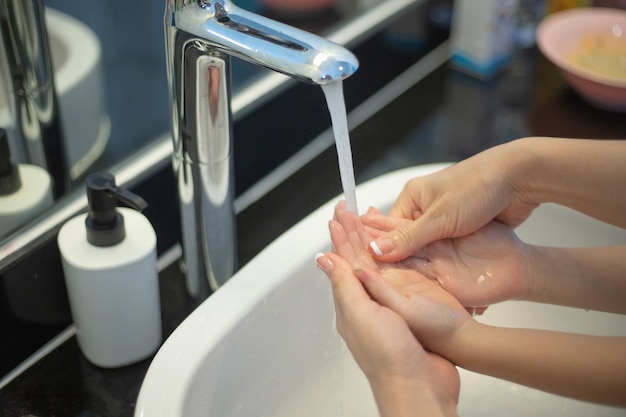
[136,163,626,417]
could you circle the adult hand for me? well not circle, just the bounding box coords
[368,143,539,262]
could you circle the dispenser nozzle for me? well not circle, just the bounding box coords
[85,172,149,247]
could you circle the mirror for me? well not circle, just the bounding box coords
[0,0,371,246]
[0,0,170,239]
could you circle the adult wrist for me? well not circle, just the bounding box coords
[499,137,546,207]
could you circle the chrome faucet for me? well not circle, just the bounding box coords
[165,0,358,294]
[0,0,68,197]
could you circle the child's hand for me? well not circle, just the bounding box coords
[362,208,532,307]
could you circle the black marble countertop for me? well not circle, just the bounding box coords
[0,263,197,417]
[1,37,626,417]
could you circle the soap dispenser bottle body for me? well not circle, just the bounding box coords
[58,173,161,368]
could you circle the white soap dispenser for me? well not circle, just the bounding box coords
[58,171,161,368]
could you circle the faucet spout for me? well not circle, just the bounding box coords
[165,0,358,295]
[168,0,358,84]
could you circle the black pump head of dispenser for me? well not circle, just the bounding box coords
[0,128,22,196]
[85,171,148,247]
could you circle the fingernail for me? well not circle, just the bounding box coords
[315,253,333,273]
[369,238,393,256]
[352,268,367,281]
[475,306,488,316]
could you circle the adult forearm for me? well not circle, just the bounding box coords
[510,137,626,228]
[446,323,626,406]
[527,245,626,314]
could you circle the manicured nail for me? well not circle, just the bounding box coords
[370,241,383,256]
[315,253,333,273]
[369,238,393,256]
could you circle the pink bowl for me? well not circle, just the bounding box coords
[536,7,626,112]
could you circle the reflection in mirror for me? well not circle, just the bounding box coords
[0,0,67,203]
[0,0,171,241]
[0,128,54,236]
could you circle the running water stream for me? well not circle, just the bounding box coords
[321,81,358,214]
